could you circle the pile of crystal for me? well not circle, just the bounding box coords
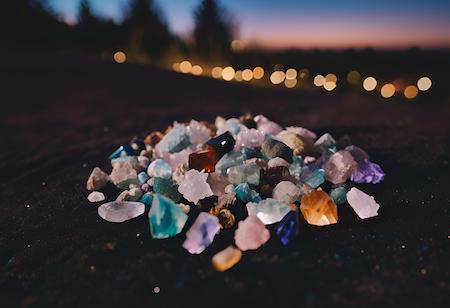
[86,114,385,271]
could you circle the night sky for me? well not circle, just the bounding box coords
[48,0,450,49]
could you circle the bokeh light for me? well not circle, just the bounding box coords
[404,85,418,99]
[381,83,396,98]
[172,62,180,72]
[299,68,309,80]
[285,68,297,80]
[242,69,253,81]
[285,78,297,88]
[253,67,264,79]
[234,70,243,81]
[113,51,126,63]
[347,70,361,85]
[363,77,377,91]
[222,66,235,81]
[191,65,203,76]
[180,60,192,73]
[314,75,325,87]
[270,71,286,84]
[325,73,337,83]
[231,40,245,51]
[417,77,432,91]
[211,67,223,79]
[324,81,336,91]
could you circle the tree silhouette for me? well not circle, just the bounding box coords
[193,0,234,62]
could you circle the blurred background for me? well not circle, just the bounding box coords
[2,0,449,100]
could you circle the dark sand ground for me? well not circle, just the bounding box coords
[0,51,449,308]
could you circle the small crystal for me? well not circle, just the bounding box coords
[207,172,230,196]
[153,177,182,202]
[178,169,213,204]
[272,181,301,204]
[261,136,293,163]
[261,166,291,187]
[87,191,105,203]
[139,192,154,206]
[86,167,109,190]
[234,215,270,251]
[257,120,283,135]
[111,156,141,170]
[147,159,172,179]
[234,183,252,202]
[183,213,220,254]
[227,163,261,186]
[116,187,142,202]
[98,201,145,223]
[234,126,265,150]
[286,126,317,139]
[323,150,357,184]
[351,159,385,184]
[345,145,369,162]
[246,198,291,225]
[314,133,336,154]
[212,246,242,272]
[109,144,136,160]
[187,120,212,146]
[346,187,380,219]
[216,192,236,209]
[277,131,311,156]
[275,210,300,245]
[300,166,325,188]
[268,157,290,169]
[215,151,246,175]
[188,148,219,172]
[148,194,188,239]
[300,190,338,226]
[138,171,150,184]
[110,160,139,189]
[330,186,349,205]
[155,126,191,154]
[216,118,242,136]
[206,131,236,157]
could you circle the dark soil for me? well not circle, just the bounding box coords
[1,51,449,308]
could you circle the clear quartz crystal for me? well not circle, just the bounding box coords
[246,198,291,225]
[346,187,380,219]
[178,169,213,204]
[272,181,301,204]
[98,201,145,223]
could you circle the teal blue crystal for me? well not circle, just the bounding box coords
[227,163,261,186]
[215,151,246,175]
[138,172,150,184]
[149,194,188,239]
[300,166,325,188]
[330,186,349,205]
[246,198,291,225]
[234,183,252,202]
[292,155,303,164]
[250,190,262,203]
[139,192,154,206]
[153,177,182,202]
[156,126,191,153]
[148,159,172,179]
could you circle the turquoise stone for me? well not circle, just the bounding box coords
[138,172,150,184]
[234,183,252,202]
[153,177,182,202]
[215,151,246,175]
[250,190,262,203]
[330,186,349,205]
[139,192,154,206]
[227,163,261,186]
[149,194,188,239]
[246,198,291,225]
[156,126,191,153]
[300,166,325,188]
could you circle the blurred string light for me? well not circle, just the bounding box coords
[381,83,396,98]
[172,62,180,72]
[325,73,337,83]
[211,67,223,79]
[242,69,253,81]
[234,70,243,82]
[270,71,286,85]
[180,60,192,73]
[347,70,361,85]
[313,75,325,87]
[324,81,336,91]
[404,85,418,99]
[113,51,126,64]
[363,77,377,91]
[285,68,297,80]
[222,66,235,81]
[253,67,264,79]
[285,78,297,88]
[417,77,432,91]
[231,40,245,51]
[191,65,203,76]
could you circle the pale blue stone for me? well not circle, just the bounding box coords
[250,190,262,203]
[138,172,150,184]
[215,151,246,175]
[246,198,291,225]
[147,159,172,179]
[148,194,188,239]
[289,157,303,179]
[234,183,252,202]
[300,166,325,188]
[156,126,191,153]
[330,186,349,205]
[225,118,242,136]
[227,163,261,186]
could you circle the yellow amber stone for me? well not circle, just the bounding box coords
[212,246,242,272]
[300,190,338,226]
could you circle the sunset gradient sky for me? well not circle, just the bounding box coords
[48,0,450,49]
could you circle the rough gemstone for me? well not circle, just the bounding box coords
[153,177,182,202]
[272,181,301,204]
[207,172,230,196]
[345,145,369,162]
[148,194,188,239]
[138,171,150,184]
[183,213,221,254]
[216,192,237,209]
[261,166,292,187]
[246,198,291,225]
[86,167,109,190]
[215,151,246,175]
[144,131,164,146]
[261,136,293,163]
[87,191,105,203]
[277,131,311,156]
[275,210,300,245]
[314,133,337,154]
[147,159,172,179]
[234,126,265,150]
[178,169,213,204]
[187,120,212,146]
[109,144,136,160]
[116,187,142,202]
[227,163,261,186]
[111,156,141,170]
[351,159,385,184]
[139,192,154,206]
[206,131,236,157]
[188,148,219,172]
[110,160,139,189]
[234,183,252,203]
[286,126,317,139]
[323,150,358,184]
[234,215,270,250]
[300,190,338,226]
[258,120,283,136]
[98,201,145,223]
[330,186,349,205]
[268,157,290,169]
[300,166,325,188]
[346,187,380,219]
[155,126,191,154]
[216,118,242,137]
[212,246,242,272]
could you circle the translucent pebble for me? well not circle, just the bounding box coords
[155,126,191,154]
[178,170,213,204]
[87,191,105,203]
[246,198,291,225]
[183,213,220,254]
[86,167,109,191]
[98,201,145,223]
[148,194,188,239]
[272,181,301,204]
[212,246,242,272]
[234,215,270,251]
[147,159,172,179]
[346,187,380,219]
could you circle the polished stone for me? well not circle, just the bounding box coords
[212,246,242,272]
[300,190,338,226]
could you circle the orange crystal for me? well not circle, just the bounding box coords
[212,246,242,272]
[300,189,338,226]
[188,148,219,173]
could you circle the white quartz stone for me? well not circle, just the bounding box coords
[87,191,105,203]
[178,169,213,204]
[346,187,380,219]
[272,181,301,204]
[98,201,145,223]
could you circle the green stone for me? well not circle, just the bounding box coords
[149,194,188,239]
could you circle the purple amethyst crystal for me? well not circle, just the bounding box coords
[351,159,385,184]
[182,213,220,254]
[275,210,300,245]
